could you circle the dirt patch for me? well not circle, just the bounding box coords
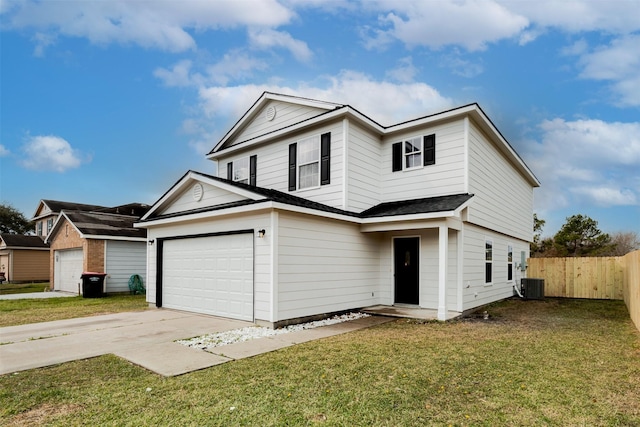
[7,403,83,426]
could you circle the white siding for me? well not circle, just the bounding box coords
[462,223,529,311]
[218,121,346,210]
[160,182,249,216]
[231,100,330,146]
[105,241,146,293]
[380,119,467,202]
[276,212,381,321]
[377,228,459,311]
[347,122,382,212]
[467,120,534,241]
[144,211,272,322]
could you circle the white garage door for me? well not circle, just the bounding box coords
[162,233,254,321]
[55,249,83,293]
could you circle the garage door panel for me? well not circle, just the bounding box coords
[55,249,83,293]
[162,234,253,321]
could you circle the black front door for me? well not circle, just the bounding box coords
[394,237,419,304]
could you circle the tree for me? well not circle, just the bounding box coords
[604,231,640,256]
[553,214,612,257]
[530,213,546,256]
[0,203,34,234]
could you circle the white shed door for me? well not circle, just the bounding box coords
[55,249,83,293]
[162,233,254,321]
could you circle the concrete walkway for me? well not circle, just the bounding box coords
[0,310,393,377]
[0,291,77,300]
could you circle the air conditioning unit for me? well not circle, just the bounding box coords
[521,278,544,300]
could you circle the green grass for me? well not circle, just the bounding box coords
[0,294,148,327]
[0,282,50,295]
[1,298,639,426]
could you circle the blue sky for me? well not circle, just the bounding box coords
[1,0,639,238]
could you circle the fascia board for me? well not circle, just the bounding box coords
[3,246,49,251]
[360,210,457,224]
[82,236,147,242]
[384,104,478,136]
[269,202,361,224]
[136,201,276,228]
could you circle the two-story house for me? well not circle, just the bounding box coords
[137,92,540,327]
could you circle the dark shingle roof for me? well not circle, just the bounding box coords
[64,211,147,238]
[0,234,49,248]
[42,200,108,213]
[361,194,474,217]
[142,171,473,222]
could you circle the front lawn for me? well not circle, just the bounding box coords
[1,298,638,425]
[0,294,148,327]
[0,282,49,294]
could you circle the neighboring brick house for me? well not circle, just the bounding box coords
[46,206,150,294]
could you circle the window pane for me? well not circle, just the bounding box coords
[299,163,319,189]
[508,245,513,262]
[233,157,249,182]
[485,241,493,261]
[298,137,319,164]
[404,137,422,169]
[486,263,492,283]
[404,137,421,154]
[508,264,513,281]
[405,153,421,168]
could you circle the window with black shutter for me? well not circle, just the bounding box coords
[392,133,436,171]
[424,134,435,166]
[249,155,257,186]
[320,132,331,185]
[288,143,297,191]
[227,162,233,180]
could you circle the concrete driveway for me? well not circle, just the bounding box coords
[0,309,392,377]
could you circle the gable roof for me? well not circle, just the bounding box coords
[0,234,49,249]
[207,92,540,188]
[32,199,108,220]
[46,211,146,243]
[138,170,473,225]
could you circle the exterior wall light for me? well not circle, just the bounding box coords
[258,229,266,239]
[148,239,155,245]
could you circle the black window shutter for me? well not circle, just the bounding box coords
[288,143,297,191]
[227,162,233,180]
[392,142,402,172]
[424,134,436,166]
[320,132,331,185]
[249,155,257,186]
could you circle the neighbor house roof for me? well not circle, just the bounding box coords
[46,211,147,243]
[0,234,49,249]
[32,200,151,221]
[138,171,473,225]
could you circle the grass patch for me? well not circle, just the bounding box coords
[1,298,639,425]
[0,294,148,327]
[0,282,49,295]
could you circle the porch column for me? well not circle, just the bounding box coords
[438,225,448,321]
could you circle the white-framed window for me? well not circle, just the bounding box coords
[233,157,249,184]
[485,239,493,284]
[297,135,320,190]
[507,245,513,281]
[37,222,43,236]
[404,136,423,170]
[47,218,54,233]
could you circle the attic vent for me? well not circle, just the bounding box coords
[192,183,203,202]
[265,106,276,121]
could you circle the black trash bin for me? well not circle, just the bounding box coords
[81,272,107,298]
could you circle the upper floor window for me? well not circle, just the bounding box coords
[227,155,257,186]
[47,218,54,233]
[289,132,331,191]
[37,221,43,236]
[392,133,436,172]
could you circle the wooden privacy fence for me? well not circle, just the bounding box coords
[528,250,640,332]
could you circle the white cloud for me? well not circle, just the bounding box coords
[575,34,640,107]
[525,118,640,211]
[154,60,200,87]
[501,0,640,35]
[386,57,418,83]
[20,135,86,172]
[2,0,295,53]
[248,28,313,63]
[0,144,9,157]
[206,51,270,85]
[361,0,529,51]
